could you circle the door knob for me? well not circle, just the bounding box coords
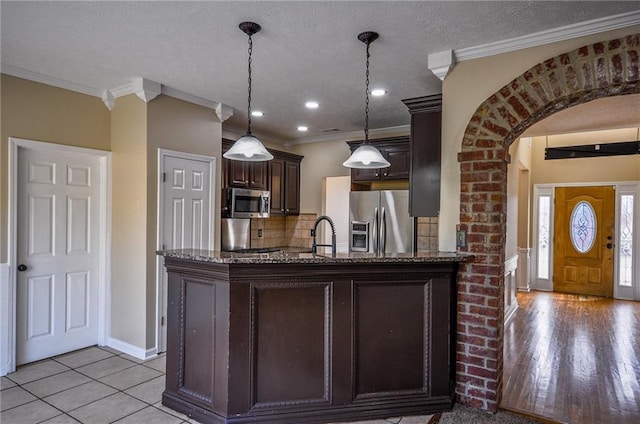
[606,243,614,249]
[17,264,28,272]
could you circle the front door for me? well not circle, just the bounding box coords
[159,152,213,351]
[17,147,102,364]
[553,186,615,297]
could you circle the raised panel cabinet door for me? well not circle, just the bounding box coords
[249,161,269,190]
[284,161,300,215]
[382,145,410,180]
[351,166,381,182]
[228,159,249,188]
[410,111,441,217]
[269,158,285,215]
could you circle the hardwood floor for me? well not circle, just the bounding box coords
[502,291,640,423]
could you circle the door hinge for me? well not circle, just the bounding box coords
[162,172,167,182]
[161,316,165,326]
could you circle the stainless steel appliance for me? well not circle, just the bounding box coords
[226,187,270,218]
[221,218,251,251]
[349,190,415,254]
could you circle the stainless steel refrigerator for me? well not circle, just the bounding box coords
[349,190,415,254]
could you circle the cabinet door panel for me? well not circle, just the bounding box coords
[352,167,380,182]
[410,111,441,217]
[228,160,249,188]
[249,162,268,190]
[269,159,285,215]
[383,145,410,180]
[284,161,300,215]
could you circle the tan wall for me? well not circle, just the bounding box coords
[290,132,409,215]
[146,95,222,347]
[441,25,640,252]
[530,128,640,185]
[289,139,351,214]
[506,138,532,259]
[110,94,148,347]
[0,74,110,262]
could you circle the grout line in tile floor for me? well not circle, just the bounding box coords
[1,345,433,424]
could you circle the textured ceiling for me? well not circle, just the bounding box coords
[1,1,639,144]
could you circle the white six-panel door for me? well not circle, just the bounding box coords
[162,155,212,252]
[17,148,101,364]
[158,152,214,352]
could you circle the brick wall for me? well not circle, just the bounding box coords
[455,34,640,411]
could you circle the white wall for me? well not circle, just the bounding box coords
[323,176,351,252]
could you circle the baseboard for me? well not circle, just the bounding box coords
[106,337,157,361]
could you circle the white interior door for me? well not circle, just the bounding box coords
[158,152,214,351]
[17,148,102,365]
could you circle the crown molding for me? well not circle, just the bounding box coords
[101,89,116,110]
[455,10,640,62]
[0,64,104,97]
[286,124,410,146]
[0,64,232,114]
[161,86,217,110]
[428,50,455,81]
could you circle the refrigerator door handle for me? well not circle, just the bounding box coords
[381,207,386,254]
[373,207,379,254]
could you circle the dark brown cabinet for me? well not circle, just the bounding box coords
[269,151,302,215]
[222,139,303,216]
[402,95,442,217]
[162,257,458,424]
[222,139,269,190]
[347,137,410,182]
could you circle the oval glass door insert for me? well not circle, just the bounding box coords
[570,201,596,253]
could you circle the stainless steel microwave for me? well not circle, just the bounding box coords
[227,187,270,218]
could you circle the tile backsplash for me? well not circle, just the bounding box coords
[251,213,317,249]
[251,214,434,252]
[417,217,439,252]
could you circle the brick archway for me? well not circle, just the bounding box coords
[455,34,640,411]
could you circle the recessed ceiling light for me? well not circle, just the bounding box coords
[371,89,387,97]
[297,126,308,132]
[251,110,264,117]
[305,101,319,109]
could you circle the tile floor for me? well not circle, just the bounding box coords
[1,346,434,424]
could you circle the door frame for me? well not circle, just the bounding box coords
[156,149,216,353]
[2,137,111,376]
[531,181,640,300]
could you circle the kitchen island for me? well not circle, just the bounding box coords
[159,249,471,424]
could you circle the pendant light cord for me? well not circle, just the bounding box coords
[247,33,253,134]
[364,40,371,144]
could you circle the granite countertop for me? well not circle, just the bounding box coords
[158,248,473,264]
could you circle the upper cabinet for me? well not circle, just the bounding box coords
[269,151,302,216]
[221,139,303,216]
[222,139,269,190]
[346,137,411,182]
[402,95,442,217]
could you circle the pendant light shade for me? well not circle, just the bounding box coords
[342,144,390,168]
[223,133,273,161]
[224,21,273,162]
[343,31,390,169]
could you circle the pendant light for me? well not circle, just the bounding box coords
[343,31,390,169]
[224,22,273,162]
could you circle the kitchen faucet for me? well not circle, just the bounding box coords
[311,215,336,257]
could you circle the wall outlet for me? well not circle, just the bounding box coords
[258,229,263,238]
[456,230,466,248]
